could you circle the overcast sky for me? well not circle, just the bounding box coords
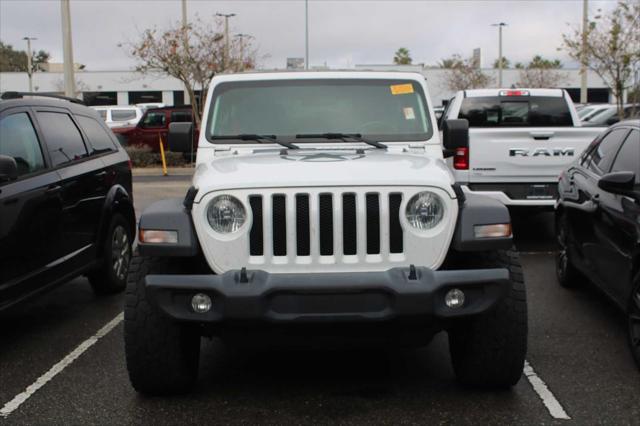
[0,0,619,71]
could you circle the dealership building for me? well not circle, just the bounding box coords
[0,66,618,107]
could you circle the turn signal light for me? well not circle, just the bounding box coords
[474,224,512,238]
[453,147,469,170]
[139,229,178,244]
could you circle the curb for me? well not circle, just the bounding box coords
[132,167,195,177]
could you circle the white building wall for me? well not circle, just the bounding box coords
[0,68,613,107]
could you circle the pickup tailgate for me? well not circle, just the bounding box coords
[468,127,602,182]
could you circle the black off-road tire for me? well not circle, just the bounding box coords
[124,254,201,395]
[448,249,528,388]
[88,213,132,295]
[555,211,584,288]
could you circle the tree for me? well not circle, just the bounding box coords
[125,16,258,128]
[438,54,493,91]
[493,57,510,69]
[0,41,50,72]
[393,47,412,65]
[516,55,568,88]
[562,0,640,117]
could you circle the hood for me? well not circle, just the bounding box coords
[192,148,455,202]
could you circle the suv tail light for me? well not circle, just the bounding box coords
[453,147,469,170]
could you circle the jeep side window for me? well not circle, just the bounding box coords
[0,112,45,177]
[170,111,192,123]
[141,111,166,128]
[37,111,89,167]
[585,128,630,175]
[76,115,117,154]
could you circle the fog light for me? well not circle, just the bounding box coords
[191,293,212,313]
[445,289,465,309]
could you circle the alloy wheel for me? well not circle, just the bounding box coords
[111,225,131,281]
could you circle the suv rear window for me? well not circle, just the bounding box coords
[459,96,572,127]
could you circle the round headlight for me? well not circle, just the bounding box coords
[207,195,246,233]
[405,192,445,230]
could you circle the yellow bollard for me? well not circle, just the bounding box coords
[158,134,168,176]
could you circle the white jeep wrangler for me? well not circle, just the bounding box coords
[124,71,527,395]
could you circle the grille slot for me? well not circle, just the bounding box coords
[248,189,407,262]
[272,195,287,256]
[296,194,310,256]
[342,193,357,255]
[366,193,380,254]
[389,193,403,253]
[249,196,263,255]
[319,194,334,255]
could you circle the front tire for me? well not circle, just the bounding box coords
[555,210,584,288]
[448,249,528,388]
[88,213,132,295]
[124,255,201,395]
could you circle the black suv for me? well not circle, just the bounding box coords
[0,94,136,310]
[556,119,640,367]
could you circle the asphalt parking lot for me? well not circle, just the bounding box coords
[1,173,638,426]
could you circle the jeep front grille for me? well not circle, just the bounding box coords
[248,191,404,261]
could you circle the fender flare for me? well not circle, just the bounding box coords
[95,184,136,256]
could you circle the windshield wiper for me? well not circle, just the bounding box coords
[211,134,299,150]
[295,133,387,149]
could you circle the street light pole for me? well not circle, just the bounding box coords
[181,0,187,28]
[492,22,507,88]
[216,12,236,71]
[60,0,76,98]
[305,0,309,70]
[235,33,252,70]
[580,0,588,104]
[23,37,37,92]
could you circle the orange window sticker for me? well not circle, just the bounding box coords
[390,83,414,95]
[403,107,416,120]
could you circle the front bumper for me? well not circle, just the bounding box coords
[146,266,510,323]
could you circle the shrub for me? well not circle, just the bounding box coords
[125,145,188,168]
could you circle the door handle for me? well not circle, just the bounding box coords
[94,171,107,178]
[46,184,62,194]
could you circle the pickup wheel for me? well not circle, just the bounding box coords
[555,211,584,288]
[124,255,201,395]
[448,249,528,388]
[88,213,132,295]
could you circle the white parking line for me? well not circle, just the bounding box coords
[524,360,571,420]
[0,313,123,418]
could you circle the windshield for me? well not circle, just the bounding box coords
[206,78,432,143]
[578,106,596,119]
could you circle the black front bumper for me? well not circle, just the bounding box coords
[146,266,510,323]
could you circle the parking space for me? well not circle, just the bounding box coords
[1,174,638,425]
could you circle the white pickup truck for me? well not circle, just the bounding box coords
[443,88,604,208]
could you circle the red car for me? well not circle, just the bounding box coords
[111,106,197,152]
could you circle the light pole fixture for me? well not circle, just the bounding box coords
[491,22,507,88]
[216,12,236,70]
[23,36,37,92]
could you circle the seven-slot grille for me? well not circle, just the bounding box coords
[248,192,403,261]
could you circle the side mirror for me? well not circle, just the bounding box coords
[442,119,469,150]
[0,155,18,183]
[167,122,193,153]
[598,171,636,196]
[606,117,619,125]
